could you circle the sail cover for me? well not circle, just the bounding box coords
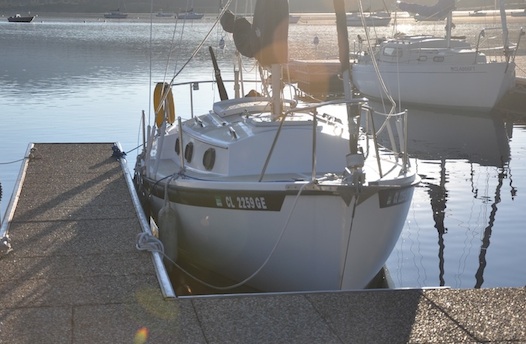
[397,0,455,20]
[221,0,289,66]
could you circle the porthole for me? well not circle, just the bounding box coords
[203,148,216,171]
[175,138,180,155]
[184,142,194,162]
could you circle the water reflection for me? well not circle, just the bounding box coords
[474,166,505,288]
[0,21,224,101]
[427,159,448,286]
[406,107,510,166]
[1,18,524,291]
[372,104,517,288]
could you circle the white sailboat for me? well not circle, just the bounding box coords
[134,0,418,292]
[351,0,522,111]
[346,11,391,27]
[176,1,204,20]
[176,10,204,20]
[104,0,128,19]
[510,8,526,16]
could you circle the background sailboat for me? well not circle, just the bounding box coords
[104,0,128,19]
[351,0,520,110]
[7,13,35,22]
[176,1,204,19]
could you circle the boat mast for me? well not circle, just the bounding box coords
[445,10,452,48]
[271,64,282,120]
[249,0,289,119]
[334,0,359,154]
[498,0,510,61]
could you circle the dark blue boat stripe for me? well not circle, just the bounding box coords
[378,187,413,208]
[145,179,411,211]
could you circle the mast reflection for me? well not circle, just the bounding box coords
[371,103,512,287]
[474,166,505,288]
[426,159,448,286]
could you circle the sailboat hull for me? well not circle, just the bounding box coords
[352,61,515,110]
[346,14,391,27]
[145,178,415,291]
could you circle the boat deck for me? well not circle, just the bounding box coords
[0,143,524,343]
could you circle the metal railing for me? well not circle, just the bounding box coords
[145,79,411,183]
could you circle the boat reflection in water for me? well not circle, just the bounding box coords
[370,103,513,288]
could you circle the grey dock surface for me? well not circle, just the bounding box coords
[0,143,524,343]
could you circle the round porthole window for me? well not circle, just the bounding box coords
[184,142,194,162]
[175,138,180,155]
[203,148,216,171]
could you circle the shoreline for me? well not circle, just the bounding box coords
[3,10,526,20]
[2,11,524,78]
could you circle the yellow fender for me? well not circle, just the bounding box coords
[154,82,176,127]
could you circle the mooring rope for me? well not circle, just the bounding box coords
[0,158,26,165]
[136,181,314,291]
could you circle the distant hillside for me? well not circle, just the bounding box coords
[1,0,524,14]
[0,0,334,13]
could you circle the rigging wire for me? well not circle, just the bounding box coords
[339,194,359,289]
[170,0,234,85]
[358,0,397,116]
[151,0,235,121]
[148,0,153,126]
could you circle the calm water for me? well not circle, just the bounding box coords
[1,14,525,290]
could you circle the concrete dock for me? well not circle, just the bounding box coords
[0,143,524,343]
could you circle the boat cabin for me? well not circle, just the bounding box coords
[375,36,486,64]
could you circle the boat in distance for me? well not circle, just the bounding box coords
[134,0,418,293]
[346,12,391,26]
[7,14,35,22]
[289,14,300,23]
[468,10,486,17]
[156,11,174,18]
[510,9,526,16]
[176,10,204,20]
[104,10,128,19]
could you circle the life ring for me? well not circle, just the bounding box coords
[154,82,175,127]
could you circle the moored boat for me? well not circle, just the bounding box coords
[134,0,418,293]
[351,0,522,111]
[468,10,486,17]
[7,14,35,23]
[346,12,391,26]
[156,10,174,17]
[104,10,128,19]
[510,9,526,16]
[176,9,204,20]
[289,14,300,23]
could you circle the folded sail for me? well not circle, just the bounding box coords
[221,0,289,66]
